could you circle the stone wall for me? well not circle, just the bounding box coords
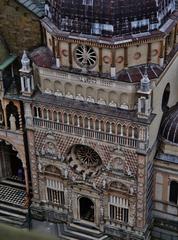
[0,0,42,55]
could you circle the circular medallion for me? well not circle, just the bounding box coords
[152,49,158,57]
[117,56,124,64]
[134,52,141,60]
[103,56,111,64]
[75,45,97,68]
[61,49,68,57]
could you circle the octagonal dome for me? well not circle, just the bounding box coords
[160,104,178,145]
[45,0,175,36]
[0,36,9,65]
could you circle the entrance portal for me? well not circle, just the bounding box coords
[79,197,94,222]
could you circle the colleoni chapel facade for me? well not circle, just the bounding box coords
[0,0,178,239]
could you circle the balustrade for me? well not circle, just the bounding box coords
[33,117,139,148]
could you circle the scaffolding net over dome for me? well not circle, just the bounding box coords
[45,0,175,37]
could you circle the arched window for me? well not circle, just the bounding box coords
[38,107,42,118]
[53,111,57,121]
[43,108,47,119]
[117,124,121,135]
[95,119,99,131]
[34,107,37,117]
[123,125,127,136]
[106,122,110,133]
[169,181,178,204]
[112,123,115,134]
[84,117,88,128]
[90,118,94,129]
[100,120,104,132]
[162,83,170,112]
[134,127,139,139]
[79,116,83,127]
[46,178,65,205]
[128,126,133,138]
[74,115,78,126]
[109,195,129,223]
[48,110,52,120]
[68,114,73,125]
[64,113,67,124]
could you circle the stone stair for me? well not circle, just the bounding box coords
[0,179,28,227]
[57,222,113,240]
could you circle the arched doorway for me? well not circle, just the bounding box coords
[79,197,94,222]
[0,140,24,182]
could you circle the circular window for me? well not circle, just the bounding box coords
[74,145,101,167]
[75,45,97,68]
[67,144,102,177]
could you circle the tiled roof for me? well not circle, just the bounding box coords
[16,0,45,17]
[30,47,55,68]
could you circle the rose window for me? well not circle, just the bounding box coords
[75,45,97,68]
[67,144,102,177]
[74,145,101,167]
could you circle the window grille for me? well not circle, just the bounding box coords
[109,195,129,223]
[46,179,65,205]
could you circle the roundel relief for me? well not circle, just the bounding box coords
[117,56,124,64]
[103,56,111,64]
[152,49,158,57]
[74,45,97,68]
[66,144,102,177]
[61,49,69,57]
[134,52,141,60]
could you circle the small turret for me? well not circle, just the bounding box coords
[140,69,151,92]
[137,67,152,119]
[19,51,34,96]
[21,51,31,72]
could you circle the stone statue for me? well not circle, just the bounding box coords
[120,103,129,109]
[9,114,16,131]
[109,101,117,107]
[64,168,68,178]
[98,98,106,105]
[82,172,86,181]
[66,92,73,99]
[46,142,56,155]
[76,93,84,101]
[45,88,52,94]
[103,179,106,188]
[87,96,95,103]
[54,90,63,96]
[38,163,42,172]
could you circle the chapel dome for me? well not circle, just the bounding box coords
[160,104,178,144]
[0,36,9,65]
[45,0,175,36]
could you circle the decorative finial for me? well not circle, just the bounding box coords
[140,65,150,92]
[21,50,30,71]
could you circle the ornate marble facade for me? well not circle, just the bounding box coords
[0,1,178,240]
